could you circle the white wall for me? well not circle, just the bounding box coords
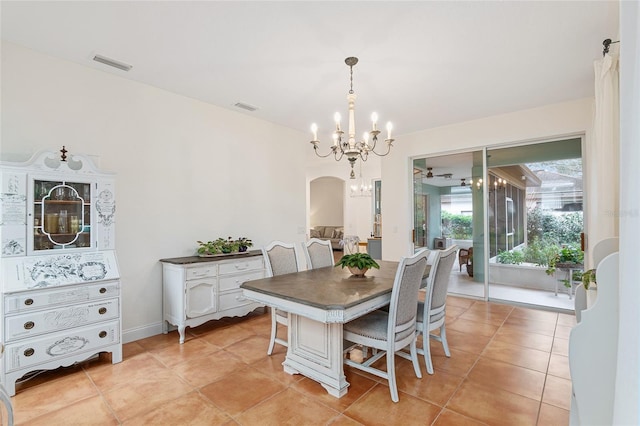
[1,42,308,341]
[309,177,343,227]
[380,98,594,261]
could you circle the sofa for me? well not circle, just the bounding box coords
[310,226,344,251]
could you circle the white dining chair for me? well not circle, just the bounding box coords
[303,238,334,269]
[416,244,457,374]
[343,249,429,402]
[262,241,299,355]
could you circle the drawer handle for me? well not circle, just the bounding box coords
[24,348,34,357]
[24,321,35,330]
[99,287,107,294]
[98,307,107,315]
[24,298,34,306]
[99,331,107,338]
[193,269,211,276]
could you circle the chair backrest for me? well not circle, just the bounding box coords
[262,241,298,277]
[303,238,334,269]
[387,249,430,344]
[427,245,458,318]
[592,237,619,267]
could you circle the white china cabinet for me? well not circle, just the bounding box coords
[0,148,121,395]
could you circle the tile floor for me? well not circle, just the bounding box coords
[10,296,574,425]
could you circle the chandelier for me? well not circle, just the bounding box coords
[310,57,394,179]
[350,160,372,198]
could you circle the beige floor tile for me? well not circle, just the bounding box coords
[494,327,554,352]
[122,341,146,358]
[85,352,171,392]
[394,357,464,406]
[12,370,98,423]
[537,402,570,425]
[445,328,492,354]
[122,391,230,425]
[556,312,577,327]
[224,334,275,363]
[200,323,258,347]
[548,353,571,380]
[344,384,441,426]
[447,318,500,337]
[467,301,514,316]
[447,296,477,309]
[172,349,248,387]
[291,369,377,412]
[554,324,573,340]
[542,375,572,410]
[503,316,557,336]
[136,329,192,350]
[102,370,193,420]
[447,380,539,426]
[236,388,340,425]
[24,395,118,426]
[457,308,509,327]
[150,337,220,367]
[249,351,305,386]
[509,307,559,323]
[468,358,545,401]
[328,414,366,425]
[199,367,286,417]
[482,339,550,373]
[552,337,569,356]
[433,409,489,425]
[431,347,480,377]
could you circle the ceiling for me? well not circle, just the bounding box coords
[1,1,619,140]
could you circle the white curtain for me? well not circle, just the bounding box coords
[586,50,619,266]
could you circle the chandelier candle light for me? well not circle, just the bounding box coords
[310,57,394,179]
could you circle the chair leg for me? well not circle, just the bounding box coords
[410,338,422,379]
[267,308,277,356]
[422,324,434,375]
[441,324,451,357]
[387,351,399,403]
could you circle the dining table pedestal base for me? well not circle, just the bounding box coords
[282,313,350,398]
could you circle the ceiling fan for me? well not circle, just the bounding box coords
[425,167,453,179]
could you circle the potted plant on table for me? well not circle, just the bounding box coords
[335,252,380,277]
[545,244,584,288]
[236,237,253,252]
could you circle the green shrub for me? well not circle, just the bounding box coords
[441,211,473,240]
[497,249,524,265]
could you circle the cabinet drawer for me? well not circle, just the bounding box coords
[186,265,217,280]
[5,298,119,341]
[219,271,264,292]
[219,257,263,275]
[4,281,120,314]
[219,290,255,311]
[5,320,120,372]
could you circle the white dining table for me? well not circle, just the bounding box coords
[240,261,400,398]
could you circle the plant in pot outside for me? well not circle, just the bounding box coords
[545,244,584,288]
[335,252,380,277]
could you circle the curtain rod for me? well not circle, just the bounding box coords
[603,38,620,56]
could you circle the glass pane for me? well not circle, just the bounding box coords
[34,179,90,251]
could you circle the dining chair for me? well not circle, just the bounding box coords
[303,238,334,269]
[343,249,429,402]
[262,241,299,355]
[416,244,458,374]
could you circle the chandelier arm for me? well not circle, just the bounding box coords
[310,142,341,158]
[368,140,394,157]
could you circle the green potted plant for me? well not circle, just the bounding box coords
[335,252,380,277]
[545,244,584,287]
[236,237,253,252]
[197,239,224,256]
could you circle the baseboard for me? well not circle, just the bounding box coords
[122,322,164,344]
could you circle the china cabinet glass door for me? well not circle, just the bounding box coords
[32,178,92,251]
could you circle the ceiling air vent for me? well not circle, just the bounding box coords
[92,54,133,72]
[234,102,258,112]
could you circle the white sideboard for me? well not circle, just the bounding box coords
[160,251,265,343]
